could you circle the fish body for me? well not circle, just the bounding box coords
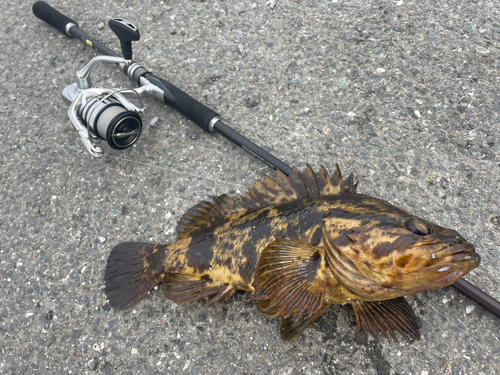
[105,165,480,341]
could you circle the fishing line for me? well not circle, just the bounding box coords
[102,153,248,190]
[428,304,500,363]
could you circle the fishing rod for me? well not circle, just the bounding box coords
[32,1,500,320]
[31,1,290,173]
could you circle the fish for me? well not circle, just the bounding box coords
[104,164,480,342]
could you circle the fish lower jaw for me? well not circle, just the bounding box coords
[429,252,480,279]
[435,269,467,288]
[405,269,466,294]
[345,267,468,299]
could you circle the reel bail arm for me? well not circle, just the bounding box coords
[76,55,129,90]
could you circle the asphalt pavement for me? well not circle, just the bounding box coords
[1,0,499,374]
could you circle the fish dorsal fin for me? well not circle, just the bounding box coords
[176,164,358,238]
[251,237,327,321]
[176,195,249,238]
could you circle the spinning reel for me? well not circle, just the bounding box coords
[62,19,156,156]
[34,0,288,170]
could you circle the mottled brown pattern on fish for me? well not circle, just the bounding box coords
[105,164,479,342]
[162,197,332,290]
[159,191,477,299]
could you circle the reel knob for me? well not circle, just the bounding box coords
[109,18,140,60]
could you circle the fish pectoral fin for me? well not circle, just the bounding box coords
[162,273,235,306]
[252,237,327,321]
[351,297,421,342]
[280,304,330,341]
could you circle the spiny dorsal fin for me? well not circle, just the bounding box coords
[176,164,358,238]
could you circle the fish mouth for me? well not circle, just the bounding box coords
[394,241,479,273]
[409,241,480,289]
[429,241,479,269]
[433,242,479,280]
[389,240,480,294]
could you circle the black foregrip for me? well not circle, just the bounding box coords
[33,1,77,36]
[145,75,219,132]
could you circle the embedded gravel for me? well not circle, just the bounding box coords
[1,0,499,374]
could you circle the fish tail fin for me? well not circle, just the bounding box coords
[104,242,166,309]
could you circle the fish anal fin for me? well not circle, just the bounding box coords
[351,297,421,342]
[162,273,235,305]
[255,299,280,315]
[280,304,329,341]
[252,237,327,320]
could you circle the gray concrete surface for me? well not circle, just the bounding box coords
[1,0,500,374]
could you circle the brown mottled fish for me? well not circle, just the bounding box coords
[104,165,480,342]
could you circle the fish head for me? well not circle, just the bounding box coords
[323,195,480,300]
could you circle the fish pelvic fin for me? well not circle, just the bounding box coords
[280,304,330,341]
[104,242,166,309]
[251,237,328,323]
[176,164,358,239]
[351,297,421,342]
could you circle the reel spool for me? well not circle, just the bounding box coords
[80,94,142,150]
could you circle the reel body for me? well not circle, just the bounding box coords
[62,20,150,156]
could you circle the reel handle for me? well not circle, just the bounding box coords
[109,19,140,60]
[32,1,77,36]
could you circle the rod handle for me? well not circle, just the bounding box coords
[145,75,220,132]
[32,1,77,36]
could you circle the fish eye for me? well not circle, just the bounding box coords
[405,219,433,236]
